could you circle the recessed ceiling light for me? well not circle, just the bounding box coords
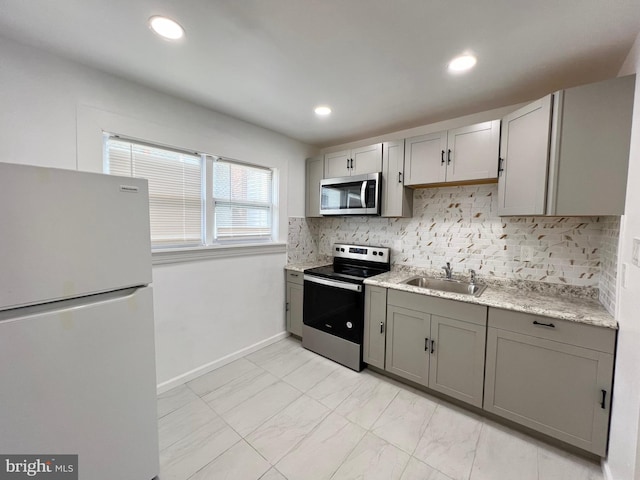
[448,54,477,73]
[149,16,184,40]
[314,106,332,116]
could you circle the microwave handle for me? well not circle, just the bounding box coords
[361,180,367,207]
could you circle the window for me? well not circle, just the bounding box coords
[212,159,273,242]
[104,135,275,248]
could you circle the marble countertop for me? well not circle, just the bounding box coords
[365,270,617,330]
[285,260,331,273]
[285,261,616,329]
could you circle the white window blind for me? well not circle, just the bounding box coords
[212,159,273,241]
[105,137,203,247]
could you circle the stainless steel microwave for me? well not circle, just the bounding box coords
[320,172,381,215]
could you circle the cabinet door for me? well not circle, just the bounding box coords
[382,140,412,218]
[548,75,635,216]
[363,286,387,369]
[286,281,304,337]
[428,315,486,407]
[324,150,351,178]
[484,327,613,456]
[385,305,430,386]
[447,120,500,183]
[497,96,552,216]
[305,156,324,217]
[352,143,383,176]
[404,132,448,186]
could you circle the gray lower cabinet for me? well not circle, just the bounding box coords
[384,290,487,407]
[385,304,430,385]
[285,270,304,337]
[305,156,323,217]
[484,307,615,456]
[429,314,486,407]
[363,285,387,369]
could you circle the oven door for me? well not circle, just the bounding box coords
[303,275,364,344]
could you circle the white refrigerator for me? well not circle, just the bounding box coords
[0,162,159,479]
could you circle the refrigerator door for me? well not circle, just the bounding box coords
[0,162,152,311]
[0,286,159,480]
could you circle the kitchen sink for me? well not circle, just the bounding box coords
[402,276,487,297]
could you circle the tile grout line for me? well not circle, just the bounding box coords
[183,438,244,480]
[466,420,486,480]
[269,396,334,471]
[326,416,368,480]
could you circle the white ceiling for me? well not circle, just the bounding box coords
[0,0,639,147]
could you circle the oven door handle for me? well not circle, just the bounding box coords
[304,275,363,292]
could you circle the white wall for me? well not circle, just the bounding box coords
[0,36,315,389]
[605,31,640,480]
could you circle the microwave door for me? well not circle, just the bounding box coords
[347,190,361,208]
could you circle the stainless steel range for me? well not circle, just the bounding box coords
[303,244,390,371]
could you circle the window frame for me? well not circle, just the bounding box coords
[103,134,278,252]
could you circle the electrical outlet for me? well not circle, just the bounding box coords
[632,238,640,267]
[521,246,535,262]
[393,240,402,251]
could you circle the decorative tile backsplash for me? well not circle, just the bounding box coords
[598,217,620,316]
[288,184,620,313]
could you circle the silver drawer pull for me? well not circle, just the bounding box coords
[533,320,555,328]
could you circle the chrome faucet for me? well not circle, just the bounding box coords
[442,262,453,280]
[470,269,477,285]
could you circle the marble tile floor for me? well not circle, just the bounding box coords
[157,336,603,480]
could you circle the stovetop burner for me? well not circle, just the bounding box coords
[304,243,391,283]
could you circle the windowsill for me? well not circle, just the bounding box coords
[151,242,287,265]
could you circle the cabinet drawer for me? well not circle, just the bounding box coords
[488,308,615,353]
[285,270,304,285]
[388,289,486,326]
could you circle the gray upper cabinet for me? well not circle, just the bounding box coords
[447,121,501,183]
[484,308,615,456]
[404,120,500,187]
[305,156,323,217]
[404,131,448,185]
[324,143,382,178]
[498,97,553,216]
[498,74,635,216]
[382,140,413,217]
[363,285,388,369]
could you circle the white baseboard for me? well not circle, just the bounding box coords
[156,331,291,394]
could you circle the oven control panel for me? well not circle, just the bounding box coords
[333,243,390,264]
